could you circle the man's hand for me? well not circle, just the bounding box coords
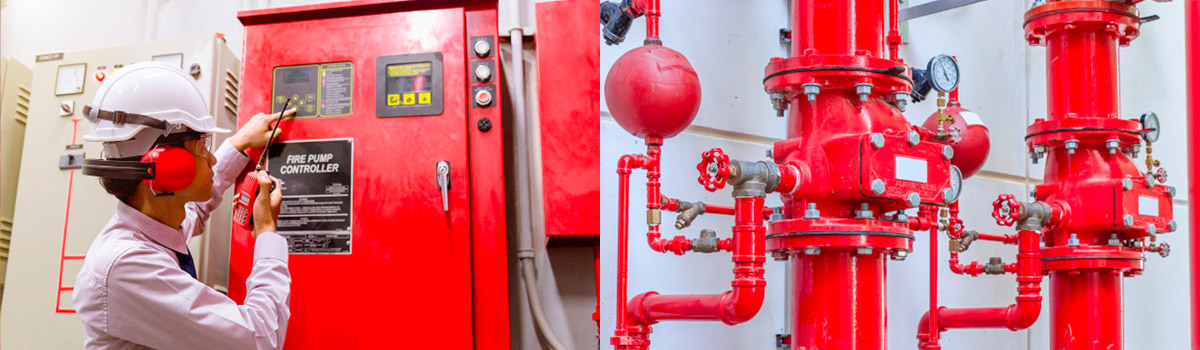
[230,109,296,152]
[251,171,283,240]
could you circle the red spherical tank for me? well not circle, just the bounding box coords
[605,44,702,140]
[922,101,991,178]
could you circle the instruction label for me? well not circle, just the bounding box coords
[267,138,354,254]
[272,62,354,118]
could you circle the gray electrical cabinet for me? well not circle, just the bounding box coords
[0,35,240,350]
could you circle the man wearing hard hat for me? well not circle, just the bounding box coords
[71,61,297,349]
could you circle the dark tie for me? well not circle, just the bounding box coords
[175,249,197,279]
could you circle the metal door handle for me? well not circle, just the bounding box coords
[436,161,451,211]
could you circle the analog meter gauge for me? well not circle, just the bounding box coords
[1140,112,1160,143]
[55,63,87,96]
[152,53,184,69]
[928,54,959,93]
[945,165,963,204]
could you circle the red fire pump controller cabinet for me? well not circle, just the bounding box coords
[229,1,508,348]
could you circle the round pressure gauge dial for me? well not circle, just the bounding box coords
[927,54,960,93]
[945,165,964,204]
[1140,112,1160,143]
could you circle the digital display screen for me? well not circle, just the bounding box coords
[384,62,434,107]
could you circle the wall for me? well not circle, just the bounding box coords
[599,0,1192,349]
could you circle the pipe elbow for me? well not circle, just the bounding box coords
[626,291,660,326]
[1004,301,1041,331]
[718,287,765,325]
[617,154,647,174]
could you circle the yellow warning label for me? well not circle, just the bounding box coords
[402,93,416,105]
[418,92,431,105]
[387,94,401,106]
[388,62,433,77]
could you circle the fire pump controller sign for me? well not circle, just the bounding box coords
[266,138,354,254]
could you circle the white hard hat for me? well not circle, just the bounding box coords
[83,62,228,158]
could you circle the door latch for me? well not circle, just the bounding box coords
[436,161,451,211]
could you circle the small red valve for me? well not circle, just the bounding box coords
[991,194,1021,227]
[697,147,731,192]
[1154,167,1168,183]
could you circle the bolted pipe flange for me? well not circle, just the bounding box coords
[1064,140,1079,154]
[905,192,921,208]
[855,83,872,102]
[802,83,822,101]
[769,91,788,118]
[870,133,886,149]
[906,130,921,147]
[804,247,821,255]
[1067,233,1081,247]
[1106,139,1120,154]
[1123,214,1135,227]
[890,249,908,261]
[855,203,874,219]
[942,145,954,160]
[803,203,821,219]
[870,179,887,195]
[893,91,910,111]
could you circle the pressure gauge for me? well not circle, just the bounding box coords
[944,165,963,204]
[927,54,959,93]
[55,63,87,96]
[1140,112,1160,143]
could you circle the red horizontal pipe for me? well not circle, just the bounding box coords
[976,232,1018,245]
[627,196,767,326]
[918,230,1042,348]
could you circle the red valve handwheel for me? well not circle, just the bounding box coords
[991,194,1021,227]
[948,216,965,237]
[1155,167,1168,183]
[697,148,731,192]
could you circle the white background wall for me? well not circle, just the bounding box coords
[599,0,1192,349]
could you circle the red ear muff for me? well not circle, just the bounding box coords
[140,146,196,192]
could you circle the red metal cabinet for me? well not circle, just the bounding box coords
[229,1,507,348]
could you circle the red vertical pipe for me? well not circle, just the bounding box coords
[1187,2,1200,348]
[927,211,940,349]
[792,249,887,350]
[792,0,887,57]
[1049,270,1124,350]
[1044,25,1120,120]
[642,0,660,42]
[615,154,648,339]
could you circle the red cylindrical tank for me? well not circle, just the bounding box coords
[605,44,702,140]
[921,93,991,179]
